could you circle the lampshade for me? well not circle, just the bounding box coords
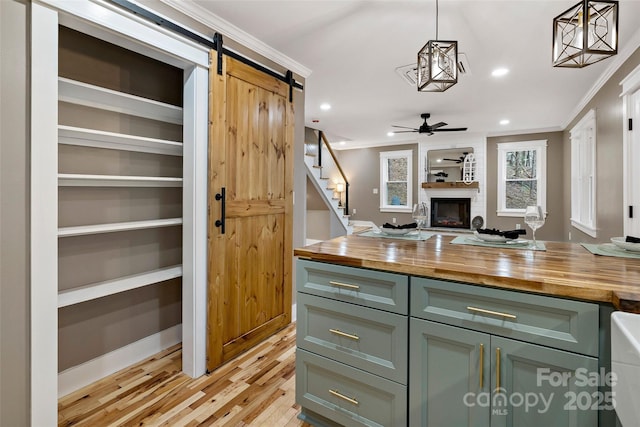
[417,40,458,92]
[552,0,618,68]
[336,183,345,193]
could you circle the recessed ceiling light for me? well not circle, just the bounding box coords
[499,119,510,125]
[436,158,442,163]
[492,68,509,77]
[387,131,395,137]
[339,141,346,146]
[320,103,331,111]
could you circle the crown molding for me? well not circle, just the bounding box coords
[562,26,640,130]
[157,0,312,78]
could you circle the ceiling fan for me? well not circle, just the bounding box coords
[443,152,469,163]
[392,113,468,136]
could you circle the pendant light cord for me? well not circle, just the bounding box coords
[435,0,439,39]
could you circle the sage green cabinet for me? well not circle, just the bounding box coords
[410,318,490,427]
[297,349,407,427]
[296,260,408,426]
[295,260,605,427]
[410,277,600,357]
[410,318,599,427]
[297,292,408,383]
[490,336,598,427]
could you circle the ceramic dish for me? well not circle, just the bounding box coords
[473,230,513,243]
[470,236,529,246]
[379,227,416,236]
[610,237,640,252]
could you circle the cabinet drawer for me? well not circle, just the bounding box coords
[296,349,407,427]
[411,277,599,356]
[297,292,408,384]
[297,259,408,314]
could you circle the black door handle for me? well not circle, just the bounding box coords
[215,187,226,234]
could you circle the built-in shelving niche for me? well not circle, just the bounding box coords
[57,26,184,373]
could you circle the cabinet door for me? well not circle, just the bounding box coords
[491,336,598,427]
[410,318,491,427]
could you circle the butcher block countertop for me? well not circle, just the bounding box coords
[294,234,640,313]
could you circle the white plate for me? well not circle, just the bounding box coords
[379,227,416,236]
[611,237,640,252]
[470,236,529,246]
[473,230,512,242]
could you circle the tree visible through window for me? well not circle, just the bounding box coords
[380,150,412,212]
[497,140,546,216]
[505,150,538,209]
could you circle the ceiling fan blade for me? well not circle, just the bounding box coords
[432,127,468,132]
[391,125,419,130]
[443,158,462,162]
[430,122,447,129]
[392,130,418,133]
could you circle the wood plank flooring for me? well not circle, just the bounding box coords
[58,323,311,426]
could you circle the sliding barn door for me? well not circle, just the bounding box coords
[207,55,293,371]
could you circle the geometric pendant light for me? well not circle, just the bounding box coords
[552,0,618,68]
[417,0,458,91]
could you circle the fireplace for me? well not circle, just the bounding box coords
[430,198,471,229]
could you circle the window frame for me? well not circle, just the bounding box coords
[379,149,413,213]
[570,109,597,237]
[496,140,547,217]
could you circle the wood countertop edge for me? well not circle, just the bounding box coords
[294,250,640,313]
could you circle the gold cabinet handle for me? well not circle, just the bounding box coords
[496,347,501,392]
[329,389,359,406]
[329,280,360,290]
[467,306,517,320]
[329,328,360,341]
[479,343,484,389]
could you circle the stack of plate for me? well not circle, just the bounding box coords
[610,237,640,252]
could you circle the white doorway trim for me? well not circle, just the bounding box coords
[31,1,209,424]
[621,63,640,237]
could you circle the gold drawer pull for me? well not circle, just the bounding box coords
[329,280,360,290]
[479,343,484,389]
[496,347,502,392]
[467,306,517,320]
[329,329,360,341]
[329,389,359,406]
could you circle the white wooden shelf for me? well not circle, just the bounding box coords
[58,265,182,308]
[58,125,183,156]
[58,173,183,187]
[58,218,182,237]
[58,77,183,125]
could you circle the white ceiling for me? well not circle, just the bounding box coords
[191,0,640,148]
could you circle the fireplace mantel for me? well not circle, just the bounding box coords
[421,182,479,190]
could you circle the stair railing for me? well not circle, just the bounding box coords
[317,130,349,216]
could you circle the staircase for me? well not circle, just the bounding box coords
[304,128,352,236]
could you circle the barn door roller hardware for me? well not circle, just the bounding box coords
[108,0,303,99]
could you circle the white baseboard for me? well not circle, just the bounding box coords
[58,324,182,397]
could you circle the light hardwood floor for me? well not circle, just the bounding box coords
[58,323,311,426]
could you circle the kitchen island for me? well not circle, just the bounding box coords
[294,234,640,312]
[294,234,636,427]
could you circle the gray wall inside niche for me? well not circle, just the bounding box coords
[58,279,182,371]
[57,26,184,374]
[334,143,419,226]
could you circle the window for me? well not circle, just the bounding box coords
[570,110,597,237]
[380,150,412,212]
[497,140,547,217]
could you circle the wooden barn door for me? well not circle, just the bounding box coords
[207,55,293,371]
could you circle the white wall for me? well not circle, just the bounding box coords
[419,135,487,227]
